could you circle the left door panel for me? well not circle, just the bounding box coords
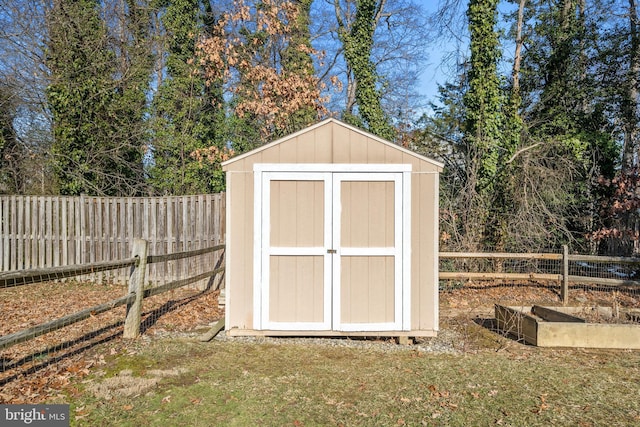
[258,173,332,330]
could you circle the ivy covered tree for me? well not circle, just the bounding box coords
[0,83,23,194]
[281,0,317,131]
[46,0,149,196]
[335,0,395,140]
[462,0,505,249]
[148,0,227,195]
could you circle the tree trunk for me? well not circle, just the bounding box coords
[622,0,640,171]
[512,0,526,95]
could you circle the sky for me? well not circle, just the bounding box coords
[417,1,519,106]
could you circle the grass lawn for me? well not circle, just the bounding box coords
[65,321,640,427]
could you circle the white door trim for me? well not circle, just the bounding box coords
[331,172,410,332]
[255,163,412,173]
[253,164,411,332]
[255,171,332,330]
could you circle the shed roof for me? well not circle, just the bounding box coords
[221,118,444,171]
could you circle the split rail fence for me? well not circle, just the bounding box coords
[0,194,225,284]
[439,246,640,304]
[0,240,225,379]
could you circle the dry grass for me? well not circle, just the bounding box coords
[3,281,639,426]
[64,313,640,427]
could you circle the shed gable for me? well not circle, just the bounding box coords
[222,118,443,171]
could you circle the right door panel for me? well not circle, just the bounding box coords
[332,173,404,331]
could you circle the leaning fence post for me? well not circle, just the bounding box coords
[562,245,569,306]
[124,239,148,339]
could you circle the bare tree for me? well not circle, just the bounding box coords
[314,0,430,129]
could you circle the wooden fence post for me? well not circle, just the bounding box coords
[562,245,569,306]
[124,239,148,339]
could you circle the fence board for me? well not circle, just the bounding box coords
[0,194,226,284]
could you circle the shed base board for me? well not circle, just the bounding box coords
[225,329,437,338]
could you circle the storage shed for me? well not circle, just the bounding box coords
[221,118,443,338]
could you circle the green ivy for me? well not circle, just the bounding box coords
[339,0,395,141]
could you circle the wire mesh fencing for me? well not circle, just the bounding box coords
[439,249,640,310]
[0,242,224,404]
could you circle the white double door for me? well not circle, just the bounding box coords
[254,166,411,332]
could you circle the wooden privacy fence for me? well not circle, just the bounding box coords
[0,194,225,284]
[439,246,640,304]
[0,240,225,351]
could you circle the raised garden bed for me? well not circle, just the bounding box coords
[495,304,640,349]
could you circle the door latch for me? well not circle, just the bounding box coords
[327,249,337,254]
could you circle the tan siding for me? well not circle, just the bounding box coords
[408,159,439,331]
[269,256,324,322]
[366,136,386,163]
[349,132,369,162]
[420,172,438,330]
[279,136,299,163]
[384,145,403,163]
[332,124,351,162]
[270,180,324,247]
[341,256,395,323]
[223,119,442,334]
[314,122,333,162]
[341,181,394,247]
[227,172,254,329]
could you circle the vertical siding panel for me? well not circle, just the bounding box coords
[166,196,174,282]
[52,197,59,267]
[87,197,95,264]
[0,197,5,271]
[32,197,40,268]
[179,196,187,280]
[61,197,68,267]
[9,196,17,270]
[157,197,166,285]
[38,197,45,268]
[23,197,31,269]
[16,196,24,270]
